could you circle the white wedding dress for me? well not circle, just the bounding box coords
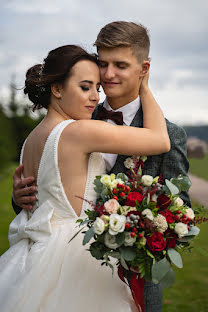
[0,120,136,312]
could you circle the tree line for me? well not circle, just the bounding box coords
[0,80,44,172]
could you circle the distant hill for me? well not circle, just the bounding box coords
[183,125,208,143]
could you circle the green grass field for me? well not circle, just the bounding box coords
[0,164,17,254]
[162,204,208,312]
[189,153,208,182]
[0,163,208,311]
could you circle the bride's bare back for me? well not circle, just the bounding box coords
[22,118,90,217]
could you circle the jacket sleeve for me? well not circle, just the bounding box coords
[159,121,191,207]
[12,197,22,215]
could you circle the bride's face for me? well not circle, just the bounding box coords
[57,60,101,120]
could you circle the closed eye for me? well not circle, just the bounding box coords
[98,61,108,68]
[81,86,89,91]
[116,62,129,69]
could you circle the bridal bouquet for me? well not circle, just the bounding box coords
[71,156,202,311]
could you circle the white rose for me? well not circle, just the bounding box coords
[104,199,119,214]
[142,208,154,221]
[185,208,195,220]
[124,157,135,169]
[109,214,126,235]
[141,175,154,186]
[124,232,136,246]
[100,174,111,186]
[174,197,184,208]
[93,217,105,235]
[104,232,120,249]
[174,222,188,238]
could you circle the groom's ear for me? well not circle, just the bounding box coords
[140,61,150,77]
[51,83,62,99]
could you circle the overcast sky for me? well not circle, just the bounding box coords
[0,0,207,125]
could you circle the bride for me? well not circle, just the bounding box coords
[0,45,170,312]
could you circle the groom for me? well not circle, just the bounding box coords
[12,21,190,312]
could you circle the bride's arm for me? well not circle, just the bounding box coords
[67,77,170,156]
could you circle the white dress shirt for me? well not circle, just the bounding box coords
[101,96,141,171]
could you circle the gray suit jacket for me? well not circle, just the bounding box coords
[92,103,191,206]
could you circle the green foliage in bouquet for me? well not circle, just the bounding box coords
[71,156,206,288]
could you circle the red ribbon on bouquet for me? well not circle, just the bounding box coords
[118,265,145,312]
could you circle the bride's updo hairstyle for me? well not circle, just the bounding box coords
[24,45,98,111]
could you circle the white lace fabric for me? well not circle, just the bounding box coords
[0,120,136,312]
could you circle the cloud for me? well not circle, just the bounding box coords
[0,0,207,124]
[4,0,63,14]
[151,83,208,125]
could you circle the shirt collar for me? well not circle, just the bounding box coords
[103,96,140,126]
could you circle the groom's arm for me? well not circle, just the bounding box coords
[12,165,37,214]
[159,120,191,206]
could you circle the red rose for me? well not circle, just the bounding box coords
[157,194,171,210]
[147,232,166,252]
[159,209,175,224]
[125,192,143,207]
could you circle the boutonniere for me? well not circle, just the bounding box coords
[124,155,147,170]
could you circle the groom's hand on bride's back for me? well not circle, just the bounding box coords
[13,164,37,211]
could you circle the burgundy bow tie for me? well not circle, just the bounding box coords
[96,105,123,125]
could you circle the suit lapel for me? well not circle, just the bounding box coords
[129,104,143,128]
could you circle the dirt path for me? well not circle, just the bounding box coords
[189,174,208,208]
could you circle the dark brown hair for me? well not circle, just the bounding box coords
[24,45,98,111]
[94,21,150,63]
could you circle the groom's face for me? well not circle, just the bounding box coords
[98,46,144,103]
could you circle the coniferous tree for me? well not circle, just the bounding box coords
[7,75,18,117]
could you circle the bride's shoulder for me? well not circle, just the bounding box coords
[63,119,103,137]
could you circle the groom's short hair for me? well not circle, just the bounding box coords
[94,21,150,63]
